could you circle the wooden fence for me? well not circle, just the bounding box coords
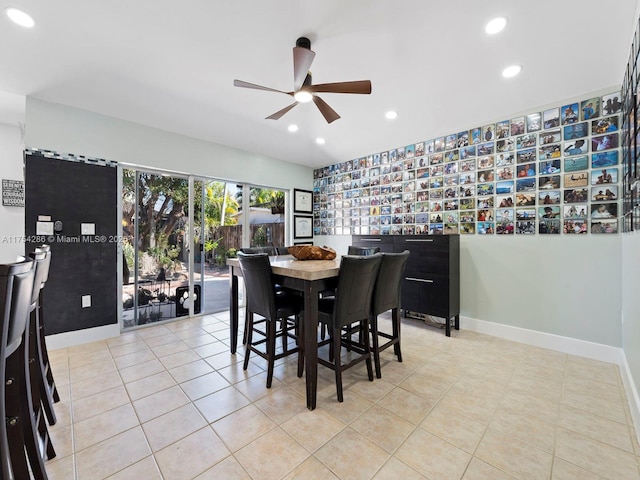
[213,223,285,253]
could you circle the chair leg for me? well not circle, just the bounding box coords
[243,312,254,370]
[297,314,304,378]
[266,318,277,389]
[242,309,249,345]
[392,307,402,362]
[333,329,343,402]
[370,314,382,379]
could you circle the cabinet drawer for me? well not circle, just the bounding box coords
[402,275,453,318]
[351,235,394,253]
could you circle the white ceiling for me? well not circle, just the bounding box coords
[0,0,636,168]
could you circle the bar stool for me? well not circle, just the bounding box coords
[1,257,36,480]
[30,245,59,426]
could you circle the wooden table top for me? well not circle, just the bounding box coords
[227,255,340,281]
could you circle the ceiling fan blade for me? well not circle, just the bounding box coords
[266,102,298,120]
[308,80,372,95]
[293,46,316,91]
[313,96,341,123]
[234,79,293,96]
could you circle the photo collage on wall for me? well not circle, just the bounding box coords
[313,92,621,236]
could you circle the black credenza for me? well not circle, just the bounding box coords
[352,234,460,336]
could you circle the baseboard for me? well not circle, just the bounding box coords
[621,353,640,445]
[460,316,624,364]
[45,323,120,350]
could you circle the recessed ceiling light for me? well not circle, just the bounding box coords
[385,111,398,120]
[502,65,522,78]
[288,124,298,132]
[316,138,326,145]
[485,17,507,35]
[5,7,35,28]
[294,91,313,103]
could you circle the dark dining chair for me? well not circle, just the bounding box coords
[240,246,277,256]
[347,246,381,256]
[317,254,382,402]
[238,252,303,388]
[0,257,37,480]
[370,250,410,378]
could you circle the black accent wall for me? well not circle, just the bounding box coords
[25,153,117,335]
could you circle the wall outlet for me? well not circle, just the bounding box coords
[82,295,91,308]
[81,223,95,235]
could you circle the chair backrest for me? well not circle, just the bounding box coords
[373,250,410,316]
[237,252,277,320]
[29,249,50,306]
[347,246,381,256]
[275,246,290,255]
[0,258,36,357]
[240,246,277,256]
[35,244,52,284]
[333,254,382,328]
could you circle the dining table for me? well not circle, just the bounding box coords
[227,254,340,410]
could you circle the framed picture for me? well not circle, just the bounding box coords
[294,215,313,239]
[293,189,313,214]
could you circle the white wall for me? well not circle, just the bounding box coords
[25,98,313,192]
[0,122,26,262]
[622,231,640,410]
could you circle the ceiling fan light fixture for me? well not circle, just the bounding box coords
[293,90,313,103]
[485,17,507,35]
[6,7,35,28]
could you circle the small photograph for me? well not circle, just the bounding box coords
[477,209,495,221]
[444,224,459,235]
[417,179,430,191]
[404,158,415,170]
[405,144,415,158]
[580,97,601,121]
[461,145,476,159]
[539,143,562,160]
[434,137,445,153]
[444,162,459,175]
[564,188,589,203]
[430,212,445,223]
[416,212,429,224]
[460,211,475,223]
[430,153,444,165]
[516,221,536,234]
[540,175,561,189]
[591,186,618,201]
[517,162,536,178]
[477,196,495,208]
[564,155,589,172]
[477,183,494,196]
[417,167,430,179]
[563,122,589,140]
[445,134,457,151]
[444,186,458,199]
[496,181,515,194]
[444,211,459,223]
[429,224,444,235]
[564,204,588,219]
[430,189,443,199]
[482,124,496,142]
[497,194,514,207]
[444,199,459,211]
[424,140,434,155]
[592,116,618,134]
[416,156,428,168]
[561,103,579,124]
[460,159,476,172]
[460,223,476,234]
[477,222,495,234]
[430,200,443,212]
[592,133,618,152]
[496,120,510,139]
[592,168,618,184]
[563,139,588,156]
[516,207,536,220]
[516,177,536,192]
[460,198,475,210]
[540,129,562,145]
[497,138,515,152]
[457,131,469,147]
[602,93,622,115]
[470,127,482,145]
[539,160,561,174]
[543,107,560,129]
[402,225,415,235]
[564,172,589,187]
[497,208,514,222]
[539,205,560,219]
[591,150,619,168]
[539,219,561,234]
[381,151,389,164]
[389,149,397,162]
[591,219,618,233]
[496,152,515,166]
[516,192,536,206]
[564,219,588,234]
[497,166,514,180]
[477,169,494,183]
[477,155,495,169]
[461,185,476,198]
[415,142,425,157]
[510,116,525,136]
[430,176,444,189]
[397,147,405,160]
[517,148,537,163]
[478,142,495,155]
[380,205,392,215]
[516,134,537,149]
[460,173,475,184]
[591,203,618,219]
[526,113,542,132]
[496,222,514,234]
[431,165,444,177]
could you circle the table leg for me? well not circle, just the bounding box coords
[455,314,460,331]
[303,281,319,410]
[230,270,239,354]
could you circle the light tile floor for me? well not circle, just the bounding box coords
[43,311,640,479]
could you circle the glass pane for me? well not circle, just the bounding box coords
[248,186,286,248]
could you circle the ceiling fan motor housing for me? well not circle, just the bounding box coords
[296,37,311,49]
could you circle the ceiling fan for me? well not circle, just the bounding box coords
[233,37,372,124]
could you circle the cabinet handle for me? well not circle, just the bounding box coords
[360,238,382,241]
[405,239,434,242]
[406,277,434,283]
